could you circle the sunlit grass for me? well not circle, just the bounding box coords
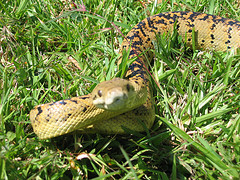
[0,0,239,179]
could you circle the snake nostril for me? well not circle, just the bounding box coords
[98,90,102,97]
[114,98,120,103]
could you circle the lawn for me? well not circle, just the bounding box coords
[0,0,239,179]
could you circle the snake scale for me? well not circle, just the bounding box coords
[30,11,240,139]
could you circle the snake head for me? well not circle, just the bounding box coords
[91,78,135,111]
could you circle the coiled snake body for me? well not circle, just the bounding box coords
[30,11,240,139]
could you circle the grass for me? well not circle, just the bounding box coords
[0,0,240,179]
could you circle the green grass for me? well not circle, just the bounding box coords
[1,0,240,179]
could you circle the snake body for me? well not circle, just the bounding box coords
[30,11,240,139]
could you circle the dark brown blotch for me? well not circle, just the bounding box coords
[36,106,43,116]
[59,100,67,105]
[80,96,89,100]
[225,40,230,44]
[210,34,215,40]
[210,24,216,30]
[82,107,87,112]
[70,100,78,104]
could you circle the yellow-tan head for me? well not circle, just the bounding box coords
[91,78,138,111]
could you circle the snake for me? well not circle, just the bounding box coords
[30,11,240,139]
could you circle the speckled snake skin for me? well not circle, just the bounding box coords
[30,12,240,139]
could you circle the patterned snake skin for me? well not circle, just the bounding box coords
[30,12,240,139]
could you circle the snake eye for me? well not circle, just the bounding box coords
[126,84,131,92]
[98,90,102,97]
